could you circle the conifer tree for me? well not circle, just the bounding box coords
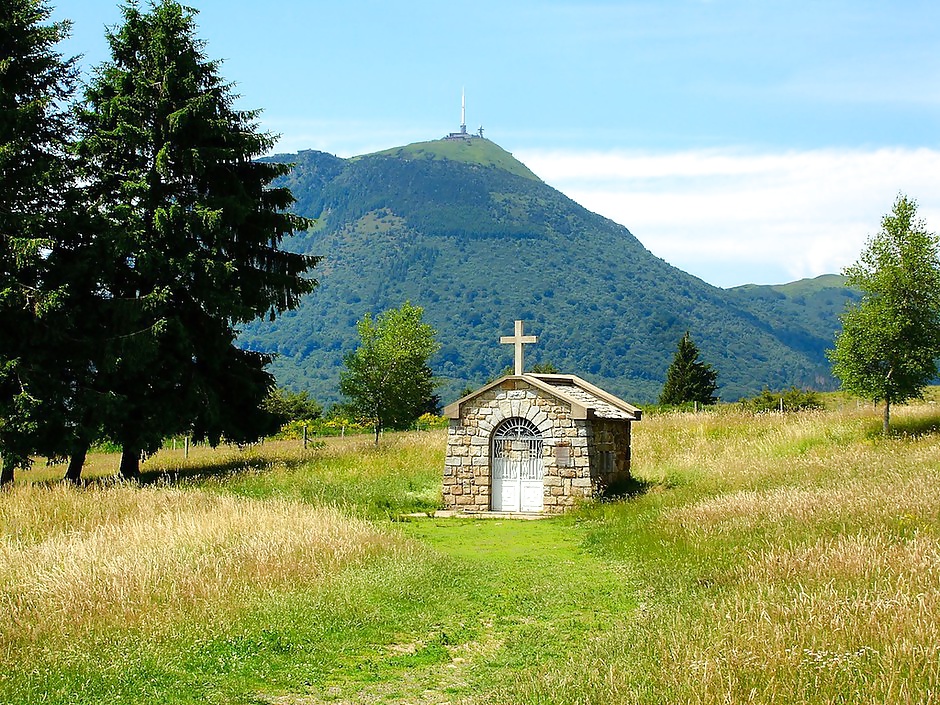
[829,194,940,434]
[659,332,719,406]
[74,0,318,478]
[0,0,77,485]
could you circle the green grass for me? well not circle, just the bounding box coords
[188,433,446,518]
[3,403,940,703]
[369,138,542,181]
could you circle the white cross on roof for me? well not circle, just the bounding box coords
[500,320,538,375]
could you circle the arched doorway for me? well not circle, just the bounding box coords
[491,417,544,512]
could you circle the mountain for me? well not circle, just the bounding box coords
[728,275,859,358]
[239,138,856,406]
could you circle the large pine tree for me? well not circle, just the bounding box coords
[0,0,77,484]
[659,332,719,406]
[74,0,318,478]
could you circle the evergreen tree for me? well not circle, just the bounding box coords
[340,302,439,444]
[73,0,318,478]
[0,0,77,485]
[829,195,940,434]
[659,332,718,406]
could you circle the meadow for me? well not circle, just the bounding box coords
[1,400,939,704]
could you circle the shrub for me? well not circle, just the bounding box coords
[415,413,448,430]
[273,417,369,440]
[741,387,824,413]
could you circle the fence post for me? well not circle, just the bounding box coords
[303,424,308,450]
[184,436,189,458]
[779,397,784,413]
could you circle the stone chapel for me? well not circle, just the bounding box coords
[442,321,642,514]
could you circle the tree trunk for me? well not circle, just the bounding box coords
[883,400,891,436]
[65,442,89,484]
[374,424,380,446]
[120,446,141,480]
[0,456,14,487]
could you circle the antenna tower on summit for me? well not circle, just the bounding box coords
[445,89,481,141]
[460,88,467,135]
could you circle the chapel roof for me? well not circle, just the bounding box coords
[444,373,641,421]
[533,375,640,419]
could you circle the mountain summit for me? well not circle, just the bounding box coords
[242,138,854,404]
[370,138,541,181]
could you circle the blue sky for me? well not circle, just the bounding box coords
[53,0,940,287]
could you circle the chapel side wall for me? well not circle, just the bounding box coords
[442,379,594,514]
[586,418,632,495]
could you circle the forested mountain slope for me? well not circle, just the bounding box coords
[239,138,855,405]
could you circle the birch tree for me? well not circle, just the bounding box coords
[340,302,439,444]
[830,194,940,434]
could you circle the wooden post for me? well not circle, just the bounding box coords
[184,436,189,458]
[303,424,308,450]
[779,397,784,413]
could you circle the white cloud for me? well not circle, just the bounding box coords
[516,147,940,288]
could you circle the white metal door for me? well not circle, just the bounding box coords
[491,418,543,512]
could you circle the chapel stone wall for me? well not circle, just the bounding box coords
[443,378,597,513]
[585,417,633,494]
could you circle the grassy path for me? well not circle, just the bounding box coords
[261,516,638,704]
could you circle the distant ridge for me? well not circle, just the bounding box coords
[245,139,855,405]
[730,274,848,295]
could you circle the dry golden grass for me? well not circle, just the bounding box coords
[642,528,940,704]
[662,470,940,537]
[0,483,405,644]
[602,402,940,704]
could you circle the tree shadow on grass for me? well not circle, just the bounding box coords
[888,413,940,439]
[601,475,654,501]
[863,410,940,440]
[137,456,276,486]
[138,447,328,487]
[39,446,320,489]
